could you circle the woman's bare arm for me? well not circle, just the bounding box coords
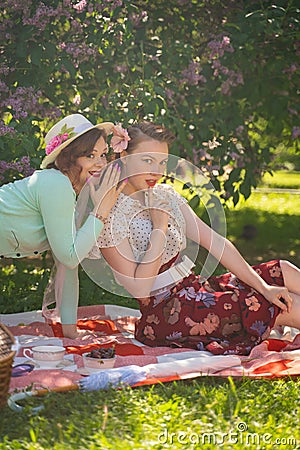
[181,202,292,312]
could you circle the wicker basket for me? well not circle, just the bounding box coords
[0,323,16,408]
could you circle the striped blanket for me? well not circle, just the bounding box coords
[2,305,300,392]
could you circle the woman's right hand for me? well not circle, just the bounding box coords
[89,164,127,218]
[146,187,171,232]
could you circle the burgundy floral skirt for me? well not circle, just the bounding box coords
[135,260,284,355]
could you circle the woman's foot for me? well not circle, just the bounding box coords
[62,324,102,340]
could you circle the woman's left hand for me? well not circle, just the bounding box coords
[262,284,293,313]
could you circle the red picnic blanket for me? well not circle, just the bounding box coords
[2,305,300,393]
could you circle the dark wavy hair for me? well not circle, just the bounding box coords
[126,122,175,153]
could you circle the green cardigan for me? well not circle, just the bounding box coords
[0,169,103,323]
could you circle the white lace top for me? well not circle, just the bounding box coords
[95,184,187,265]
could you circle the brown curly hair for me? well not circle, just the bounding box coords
[45,128,107,188]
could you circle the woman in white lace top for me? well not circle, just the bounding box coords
[98,122,300,355]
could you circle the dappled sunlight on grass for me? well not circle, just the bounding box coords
[1,377,300,449]
[225,192,300,266]
[259,171,300,189]
[229,192,300,215]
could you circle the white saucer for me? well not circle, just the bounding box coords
[32,359,74,370]
[76,368,93,376]
[76,367,107,376]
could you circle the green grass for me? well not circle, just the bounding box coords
[225,191,300,267]
[259,170,300,189]
[0,170,300,449]
[1,378,300,449]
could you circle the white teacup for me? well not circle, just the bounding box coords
[23,345,65,368]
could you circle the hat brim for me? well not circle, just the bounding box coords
[40,122,114,169]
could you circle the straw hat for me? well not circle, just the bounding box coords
[41,114,114,169]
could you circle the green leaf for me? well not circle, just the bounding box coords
[189,194,200,209]
[60,58,76,78]
[44,42,57,59]
[232,190,240,206]
[30,45,44,66]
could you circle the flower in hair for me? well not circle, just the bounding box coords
[45,125,76,155]
[110,124,131,153]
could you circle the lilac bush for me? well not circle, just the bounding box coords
[0,0,299,202]
[0,156,35,184]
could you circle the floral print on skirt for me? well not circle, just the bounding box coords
[135,259,284,355]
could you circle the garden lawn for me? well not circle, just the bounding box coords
[259,171,300,190]
[225,191,300,267]
[0,171,300,449]
[0,377,299,449]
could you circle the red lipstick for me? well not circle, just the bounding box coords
[89,171,101,178]
[146,179,157,187]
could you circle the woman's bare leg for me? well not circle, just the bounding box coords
[274,260,300,329]
[280,259,300,295]
[275,292,300,329]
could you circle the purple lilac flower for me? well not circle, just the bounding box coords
[207,36,234,59]
[181,61,207,86]
[0,81,9,93]
[0,65,11,76]
[1,83,60,129]
[0,156,35,184]
[114,64,128,74]
[283,64,298,80]
[59,42,97,63]
[1,86,59,121]
[2,0,30,14]
[220,70,244,95]
[22,3,60,32]
[112,0,123,7]
[235,125,244,136]
[69,19,85,34]
[0,122,15,136]
[292,126,300,139]
[129,11,148,27]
